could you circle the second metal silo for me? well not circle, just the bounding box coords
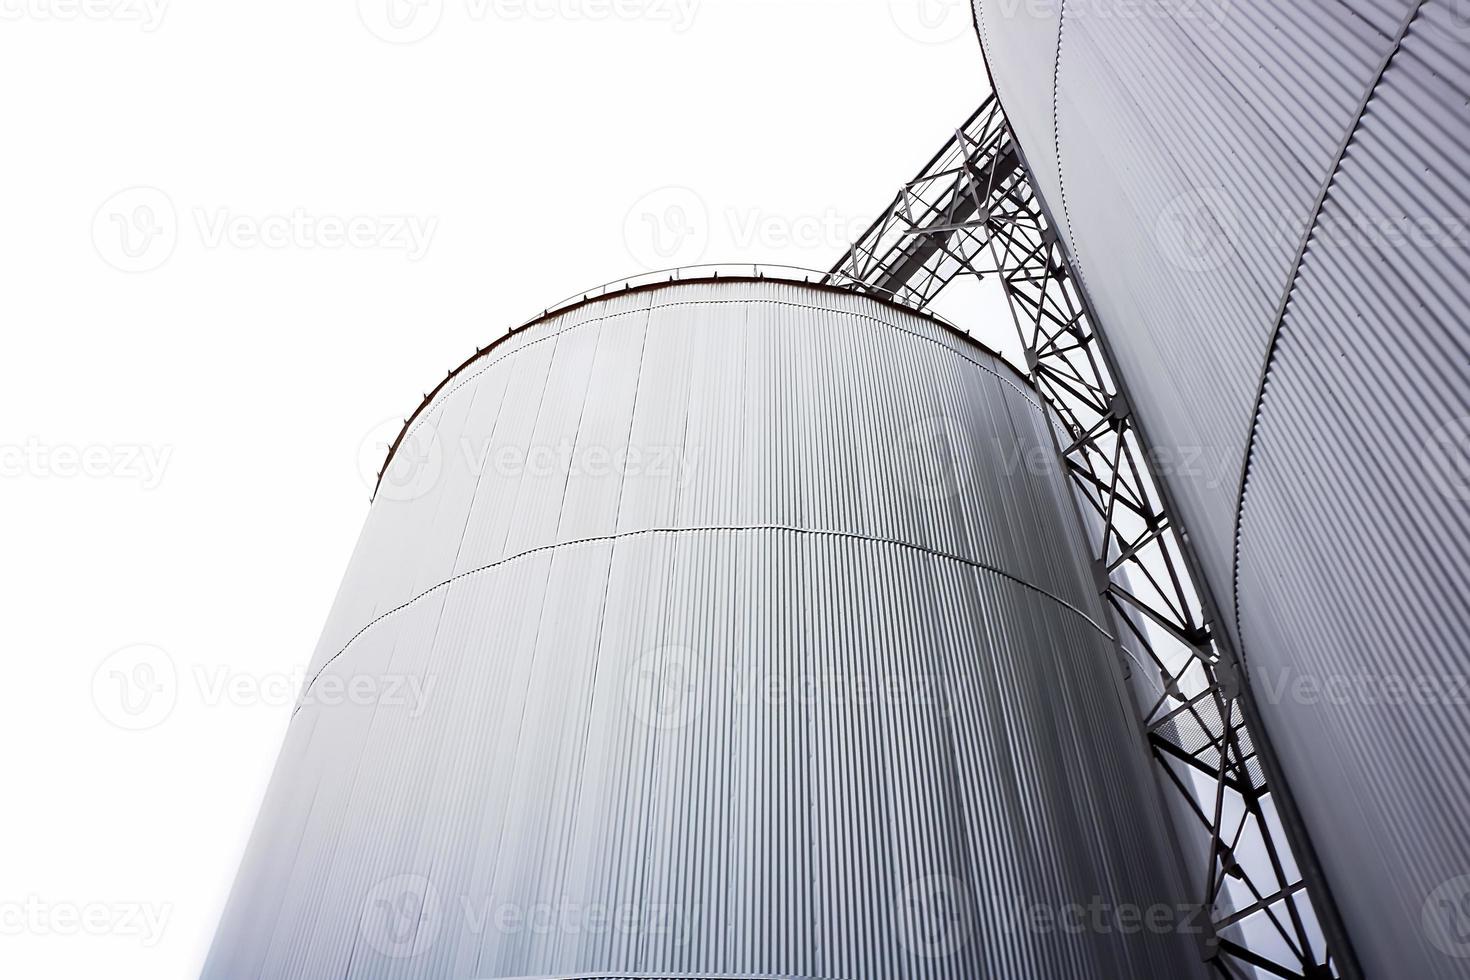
[971,2,1470,976]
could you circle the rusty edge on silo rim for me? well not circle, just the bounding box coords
[370,269,1030,502]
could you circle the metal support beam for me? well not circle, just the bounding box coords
[827,96,1356,980]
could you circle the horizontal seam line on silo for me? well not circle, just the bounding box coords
[295,524,1113,713]
[1228,0,1428,651]
[397,297,1046,448]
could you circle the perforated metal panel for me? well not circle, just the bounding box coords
[204,279,1207,979]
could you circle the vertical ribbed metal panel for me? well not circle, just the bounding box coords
[975,2,1470,976]
[976,0,1402,602]
[972,0,1066,236]
[205,280,1207,979]
[1236,6,1470,977]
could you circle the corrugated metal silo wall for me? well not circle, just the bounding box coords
[204,280,1210,979]
[972,2,1470,977]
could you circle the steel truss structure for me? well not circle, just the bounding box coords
[827,98,1356,980]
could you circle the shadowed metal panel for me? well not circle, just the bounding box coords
[205,280,1207,979]
[1236,5,1470,977]
[975,0,1400,611]
[975,1,1470,976]
[972,0,1065,238]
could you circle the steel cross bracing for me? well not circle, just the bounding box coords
[827,98,1353,980]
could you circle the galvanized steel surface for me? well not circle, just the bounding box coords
[974,2,1470,976]
[205,280,1207,979]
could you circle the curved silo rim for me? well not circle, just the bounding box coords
[371,263,1037,502]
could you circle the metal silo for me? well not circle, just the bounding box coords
[205,273,1210,979]
[972,2,1470,976]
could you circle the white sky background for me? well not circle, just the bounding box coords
[0,1,1002,978]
